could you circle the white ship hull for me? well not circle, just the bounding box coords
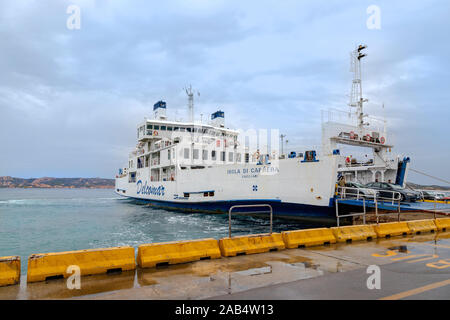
[116,156,339,222]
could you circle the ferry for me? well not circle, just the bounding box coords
[115,45,411,223]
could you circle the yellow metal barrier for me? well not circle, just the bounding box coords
[374,222,412,238]
[27,246,135,283]
[422,199,449,204]
[137,238,221,268]
[0,256,20,287]
[219,233,285,257]
[407,219,437,234]
[282,228,336,248]
[435,218,450,231]
[331,225,377,243]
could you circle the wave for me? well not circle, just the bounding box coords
[0,197,122,205]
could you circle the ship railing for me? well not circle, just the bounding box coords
[228,204,273,238]
[335,186,402,225]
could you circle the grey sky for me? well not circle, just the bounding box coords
[0,0,449,185]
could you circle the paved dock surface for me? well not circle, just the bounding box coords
[1,231,449,300]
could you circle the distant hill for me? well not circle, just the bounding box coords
[0,176,115,189]
[406,182,450,191]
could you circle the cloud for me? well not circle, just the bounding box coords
[0,0,449,185]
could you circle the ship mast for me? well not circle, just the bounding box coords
[184,85,199,123]
[349,44,368,134]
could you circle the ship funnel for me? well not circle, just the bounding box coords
[153,100,167,120]
[211,110,225,127]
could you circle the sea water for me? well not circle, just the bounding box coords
[0,188,311,273]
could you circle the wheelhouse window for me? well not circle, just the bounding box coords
[161,126,166,130]
[154,125,159,130]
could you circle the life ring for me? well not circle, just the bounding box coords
[170,174,174,181]
[365,134,371,141]
[345,157,350,164]
[153,130,158,136]
[349,131,355,139]
[380,137,385,144]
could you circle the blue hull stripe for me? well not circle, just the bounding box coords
[120,194,336,221]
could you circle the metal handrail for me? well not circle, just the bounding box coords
[335,197,366,227]
[228,204,273,238]
[336,186,403,224]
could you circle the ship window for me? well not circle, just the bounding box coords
[221,151,226,161]
[229,152,233,162]
[184,193,189,198]
[180,127,186,132]
[193,128,198,133]
[147,124,153,130]
[154,125,159,130]
[245,153,249,163]
[209,191,214,197]
[236,153,242,163]
[161,126,166,130]
[204,192,208,197]
[193,149,199,160]
[211,150,216,160]
[137,129,139,138]
[202,150,208,160]
[167,126,173,131]
[168,150,171,160]
[184,148,190,159]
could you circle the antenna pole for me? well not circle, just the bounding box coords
[185,85,194,122]
[349,44,368,134]
[185,85,199,123]
[280,134,286,156]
